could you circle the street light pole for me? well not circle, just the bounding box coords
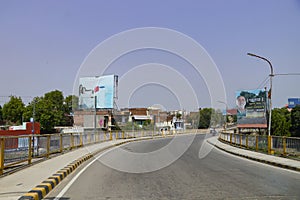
[247,53,274,154]
[94,96,97,134]
[32,99,35,156]
[217,101,228,131]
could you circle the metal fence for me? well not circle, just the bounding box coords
[0,128,198,175]
[219,132,300,158]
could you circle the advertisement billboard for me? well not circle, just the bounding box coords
[236,89,267,127]
[79,75,117,109]
[288,98,300,108]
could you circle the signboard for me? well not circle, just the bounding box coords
[79,75,117,109]
[236,89,267,126]
[288,98,300,108]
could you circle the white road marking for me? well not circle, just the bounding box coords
[53,145,121,199]
[55,136,299,199]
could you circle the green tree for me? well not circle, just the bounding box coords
[70,95,79,111]
[23,91,67,132]
[176,113,182,119]
[22,96,53,132]
[271,108,291,136]
[62,95,76,126]
[2,96,25,124]
[41,90,65,131]
[0,105,3,122]
[291,105,300,137]
[198,108,213,129]
[23,97,41,123]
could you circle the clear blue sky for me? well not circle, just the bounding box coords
[1,0,300,110]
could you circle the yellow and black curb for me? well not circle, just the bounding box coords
[208,139,300,172]
[18,153,93,200]
[18,137,154,200]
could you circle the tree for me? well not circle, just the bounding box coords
[2,96,25,125]
[198,108,213,129]
[62,95,76,126]
[176,113,182,119]
[0,105,3,123]
[70,95,79,111]
[271,108,291,136]
[23,91,67,132]
[210,109,223,127]
[291,105,300,137]
[23,97,41,124]
[40,90,65,132]
[186,111,200,129]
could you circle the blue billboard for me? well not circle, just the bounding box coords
[288,98,300,108]
[79,75,117,109]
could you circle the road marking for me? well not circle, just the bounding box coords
[53,145,120,199]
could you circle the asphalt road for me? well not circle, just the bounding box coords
[47,134,300,200]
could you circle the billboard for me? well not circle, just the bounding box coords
[79,75,117,109]
[288,98,300,108]
[236,89,267,126]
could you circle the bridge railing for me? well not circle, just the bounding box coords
[0,128,201,175]
[219,132,300,159]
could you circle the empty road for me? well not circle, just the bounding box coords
[47,134,300,200]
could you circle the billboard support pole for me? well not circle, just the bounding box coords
[247,53,274,154]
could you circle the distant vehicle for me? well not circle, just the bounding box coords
[210,128,217,135]
[160,127,169,132]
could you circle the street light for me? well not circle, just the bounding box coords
[93,96,97,134]
[247,53,274,154]
[29,97,36,157]
[217,101,228,131]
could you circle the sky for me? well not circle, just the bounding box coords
[0,0,300,111]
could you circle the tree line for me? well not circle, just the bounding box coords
[271,106,300,137]
[0,90,77,133]
[185,106,300,137]
[1,90,299,136]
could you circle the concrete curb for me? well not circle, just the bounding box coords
[207,138,300,172]
[18,137,154,200]
[18,153,93,200]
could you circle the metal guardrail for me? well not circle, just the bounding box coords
[0,129,198,175]
[219,132,300,159]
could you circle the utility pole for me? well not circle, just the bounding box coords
[217,101,228,131]
[94,96,97,134]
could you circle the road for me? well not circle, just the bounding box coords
[47,134,300,200]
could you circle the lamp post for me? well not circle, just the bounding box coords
[217,101,228,131]
[94,96,97,134]
[247,53,274,154]
[30,98,36,156]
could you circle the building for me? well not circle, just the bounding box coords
[73,110,113,130]
[0,122,40,149]
[0,122,40,136]
[128,108,152,127]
